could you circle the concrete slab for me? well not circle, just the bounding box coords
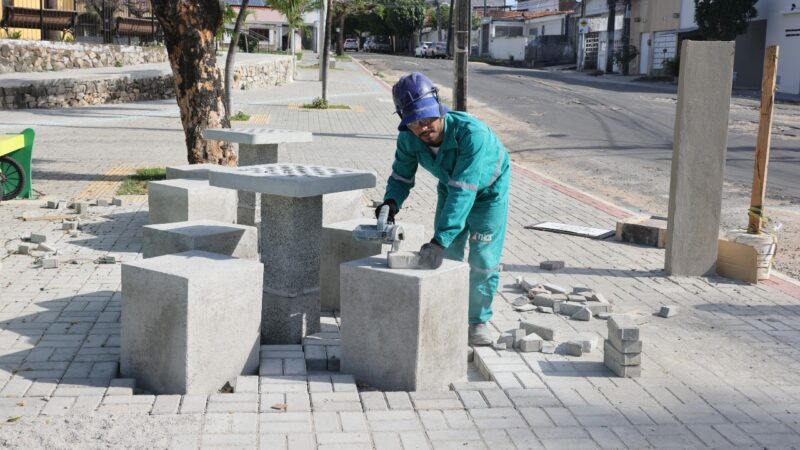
[208,164,376,198]
[340,256,469,391]
[165,164,220,180]
[142,220,258,260]
[147,179,237,225]
[120,251,263,395]
[665,41,735,276]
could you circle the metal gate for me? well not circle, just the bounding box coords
[651,31,676,73]
[583,32,599,70]
[481,23,490,55]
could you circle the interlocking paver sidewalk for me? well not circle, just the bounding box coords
[0,55,799,448]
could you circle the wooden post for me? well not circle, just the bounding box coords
[748,45,780,234]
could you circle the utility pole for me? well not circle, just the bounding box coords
[319,0,327,81]
[446,0,455,56]
[605,0,617,73]
[321,0,333,100]
[621,0,631,75]
[454,0,469,111]
[436,1,442,42]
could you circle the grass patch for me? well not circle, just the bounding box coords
[230,111,251,121]
[296,52,303,60]
[117,167,166,195]
[301,97,350,110]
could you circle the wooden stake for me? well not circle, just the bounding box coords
[748,45,779,235]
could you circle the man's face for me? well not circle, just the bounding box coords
[408,116,444,146]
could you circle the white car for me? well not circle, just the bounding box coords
[415,42,433,57]
[344,38,359,52]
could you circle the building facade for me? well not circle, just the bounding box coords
[630,0,681,76]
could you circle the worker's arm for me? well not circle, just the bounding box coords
[384,137,418,209]
[433,131,487,248]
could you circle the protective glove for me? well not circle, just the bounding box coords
[374,199,399,223]
[418,239,445,269]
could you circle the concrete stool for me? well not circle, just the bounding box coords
[340,256,469,391]
[121,251,263,395]
[142,220,258,260]
[320,219,427,311]
[147,179,237,225]
[166,163,218,180]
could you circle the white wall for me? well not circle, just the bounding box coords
[765,0,800,94]
[584,0,609,16]
[490,36,528,60]
[525,16,564,36]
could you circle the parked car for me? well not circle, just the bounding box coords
[426,42,448,59]
[344,38,359,52]
[415,42,433,57]
[524,35,575,67]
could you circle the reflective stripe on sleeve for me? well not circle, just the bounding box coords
[447,180,478,191]
[390,171,415,184]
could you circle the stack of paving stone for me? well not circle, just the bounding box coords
[303,312,341,371]
[513,276,612,320]
[604,315,642,377]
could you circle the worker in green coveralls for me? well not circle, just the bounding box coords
[375,72,511,346]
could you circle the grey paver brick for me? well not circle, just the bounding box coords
[384,391,413,410]
[359,391,388,411]
[150,395,181,415]
[179,395,206,414]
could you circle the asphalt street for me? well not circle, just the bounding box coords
[355,53,800,203]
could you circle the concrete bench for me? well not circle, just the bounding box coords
[120,251,263,395]
[142,220,258,260]
[147,179,237,225]
[340,256,469,391]
[320,219,427,311]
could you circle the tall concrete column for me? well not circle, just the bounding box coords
[665,41,735,276]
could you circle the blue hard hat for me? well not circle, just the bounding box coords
[392,72,446,131]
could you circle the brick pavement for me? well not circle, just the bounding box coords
[0,56,799,448]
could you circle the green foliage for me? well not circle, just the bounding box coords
[385,0,426,38]
[271,0,318,30]
[216,5,238,41]
[424,3,449,29]
[114,60,124,67]
[662,57,680,76]
[117,167,166,195]
[230,111,251,121]
[694,0,758,41]
[7,31,23,39]
[612,45,639,66]
[307,97,329,109]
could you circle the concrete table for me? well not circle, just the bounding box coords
[209,163,377,344]
[203,128,313,226]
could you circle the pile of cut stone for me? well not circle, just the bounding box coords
[604,315,642,378]
[513,276,611,321]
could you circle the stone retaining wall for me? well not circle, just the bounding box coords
[0,57,293,110]
[0,40,168,74]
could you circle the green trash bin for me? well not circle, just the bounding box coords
[0,128,35,200]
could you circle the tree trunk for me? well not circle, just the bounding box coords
[152,0,236,166]
[226,0,250,122]
[289,26,296,78]
[321,0,333,101]
[337,13,345,55]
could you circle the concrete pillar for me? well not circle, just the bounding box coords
[665,41,735,276]
[340,256,469,391]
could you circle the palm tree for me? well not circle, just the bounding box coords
[271,0,319,76]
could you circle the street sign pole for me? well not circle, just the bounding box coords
[454,0,469,111]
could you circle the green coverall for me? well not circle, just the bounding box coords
[385,111,510,324]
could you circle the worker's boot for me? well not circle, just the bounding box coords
[468,322,493,346]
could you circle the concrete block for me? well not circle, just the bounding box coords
[142,220,258,260]
[46,200,61,209]
[586,303,611,315]
[17,244,31,255]
[121,251,263,395]
[567,294,587,303]
[165,163,219,180]
[515,276,538,291]
[665,41,735,276]
[493,342,507,350]
[96,199,109,207]
[542,283,567,294]
[112,197,123,206]
[320,219,425,311]
[512,296,531,307]
[537,306,554,314]
[607,333,642,354]
[572,286,592,294]
[304,346,327,371]
[208,163,376,197]
[573,332,600,353]
[514,304,537,312]
[588,292,609,303]
[519,320,558,341]
[30,233,47,244]
[37,243,56,252]
[556,301,584,317]
[540,260,564,271]
[540,342,556,354]
[203,127,313,145]
[62,221,79,231]
[262,291,320,345]
[570,307,592,321]
[42,258,59,269]
[532,294,561,309]
[603,340,641,366]
[564,341,583,356]
[76,202,90,216]
[518,333,543,352]
[616,215,668,248]
[658,305,679,318]
[605,355,641,378]
[147,179,237,225]
[340,256,469,391]
[608,315,639,342]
